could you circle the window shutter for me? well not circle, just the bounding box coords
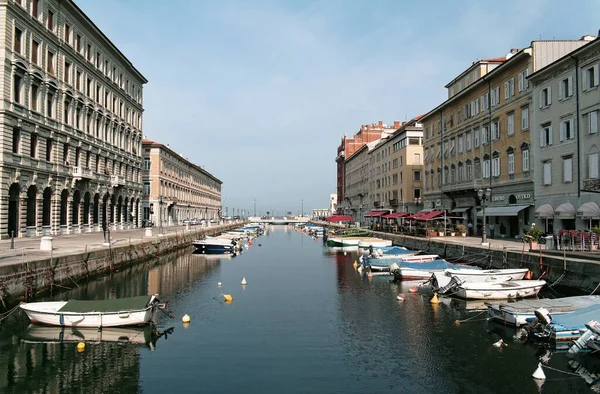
[560,122,565,142]
[568,76,574,96]
[590,153,599,179]
[594,65,599,87]
[549,126,553,145]
[518,73,523,91]
[569,119,574,139]
[504,81,509,99]
[510,78,515,96]
[592,111,599,134]
[559,80,564,100]
[547,86,552,105]
[540,128,544,147]
[583,68,588,91]
[544,163,551,185]
[539,90,544,109]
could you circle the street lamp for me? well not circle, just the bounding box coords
[301,199,304,218]
[158,196,164,235]
[414,197,421,206]
[478,188,492,244]
[254,199,256,217]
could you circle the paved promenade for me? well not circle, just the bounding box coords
[0,224,232,267]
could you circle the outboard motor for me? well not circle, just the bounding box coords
[569,320,600,354]
[520,307,553,340]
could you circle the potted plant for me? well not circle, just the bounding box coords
[450,225,456,237]
[456,224,466,237]
[526,225,544,251]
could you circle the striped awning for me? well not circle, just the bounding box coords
[554,203,576,219]
[535,204,554,219]
[577,202,600,219]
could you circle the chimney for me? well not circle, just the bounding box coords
[393,120,400,128]
[378,120,383,127]
[510,48,520,54]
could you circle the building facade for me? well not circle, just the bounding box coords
[141,139,222,227]
[421,38,593,238]
[529,37,600,232]
[329,193,337,214]
[374,118,423,213]
[343,140,379,222]
[1,0,147,239]
[335,121,398,213]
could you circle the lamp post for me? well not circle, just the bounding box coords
[301,199,304,218]
[478,188,492,244]
[254,199,256,217]
[158,196,164,235]
[414,197,421,207]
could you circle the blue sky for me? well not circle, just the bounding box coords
[78,0,599,217]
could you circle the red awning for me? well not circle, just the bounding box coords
[405,211,431,220]
[382,212,412,219]
[416,211,445,221]
[325,215,354,223]
[365,210,389,217]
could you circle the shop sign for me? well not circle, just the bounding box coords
[492,196,505,202]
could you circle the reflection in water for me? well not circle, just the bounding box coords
[0,246,220,394]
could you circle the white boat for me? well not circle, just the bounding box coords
[453,280,546,300]
[357,239,392,248]
[193,237,236,253]
[444,267,529,282]
[487,295,600,327]
[19,294,166,328]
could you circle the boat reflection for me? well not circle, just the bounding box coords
[21,324,174,350]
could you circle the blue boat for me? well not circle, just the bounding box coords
[392,260,480,281]
[534,304,600,350]
[193,238,235,254]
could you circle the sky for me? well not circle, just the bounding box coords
[77,0,600,217]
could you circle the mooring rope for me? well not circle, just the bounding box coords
[0,305,20,323]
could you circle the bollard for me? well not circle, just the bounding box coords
[103,228,111,245]
[10,231,15,249]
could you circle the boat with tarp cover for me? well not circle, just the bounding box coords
[19,294,170,328]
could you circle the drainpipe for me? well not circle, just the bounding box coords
[571,54,581,197]
[440,111,444,210]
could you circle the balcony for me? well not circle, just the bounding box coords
[442,179,484,193]
[373,201,383,208]
[389,199,398,207]
[583,178,600,193]
[110,175,125,187]
[72,166,93,180]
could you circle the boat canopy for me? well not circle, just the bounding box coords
[325,215,354,222]
[58,295,154,313]
[577,201,600,219]
[535,204,554,219]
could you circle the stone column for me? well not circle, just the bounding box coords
[19,192,27,238]
[36,196,43,236]
[64,195,71,235]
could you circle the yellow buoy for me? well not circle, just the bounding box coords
[430,293,440,304]
[182,314,191,323]
[182,322,190,329]
[77,342,85,352]
[222,294,233,302]
[353,261,358,269]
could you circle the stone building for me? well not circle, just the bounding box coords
[141,139,222,227]
[529,36,600,232]
[421,37,594,239]
[0,0,146,239]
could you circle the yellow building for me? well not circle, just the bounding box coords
[421,38,593,238]
[142,139,222,226]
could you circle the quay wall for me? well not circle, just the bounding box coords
[0,223,244,305]
[368,231,600,294]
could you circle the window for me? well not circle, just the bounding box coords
[76,34,81,52]
[64,24,71,44]
[143,182,150,195]
[75,147,80,167]
[507,112,514,136]
[47,10,54,31]
[96,52,101,68]
[483,158,490,179]
[466,160,473,180]
[482,125,489,145]
[590,153,599,179]
[583,64,599,91]
[95,154,100,173]
[458,135,464,153]
[413,153,421,164]
[563,156,573,183]
[414,171,421,181]
[30,133,37,158]
[46,91,54,118]
[560,119,574,142]
[414,188,421,199]
[13,74,22,104]
[560,76,573,100]
[46,138,52,161]
[587,110,599,134]
[543,161,552,185]
[63,100,70,124]
[87,78,92,96]
[508,152,515,174]
[523,149,530,172]
[540,123,552,147]
[75,107,81,129]
[31,40,39,64]
[144,158,151,170]
[474,128,480,147]
[466,132,472,151]
[32,0,39,18]
[492,155,500,177]
[13,27,22,54]
[47,50,55,74]
[491,119,500,140]
[76,70,81,90]
[12,128,20,154]
[521,107,529,130]
[30,83,39,111]
[504,78,514,99]
[87,43,92,61]
[63,143,69,164]
[540,87,552,108]
[518,69,529,92]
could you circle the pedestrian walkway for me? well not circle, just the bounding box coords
[0,224,228,268]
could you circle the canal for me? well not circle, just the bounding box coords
[0,226,597,393]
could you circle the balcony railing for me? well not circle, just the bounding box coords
[389,199,398,207]
[110,175,125,187]
[72,166,93,180]
[441,178,484,193]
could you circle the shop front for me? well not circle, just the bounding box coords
[475,189,534,239]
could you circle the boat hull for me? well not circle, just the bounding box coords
[20,304,155,328]
[445,268,529,283]
[193,244,233,254]
[455,280,545,300]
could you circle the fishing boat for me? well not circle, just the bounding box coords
[452,280,546,300]
[487,295,600,327]
[391,260,480,281]
[193,237,236,253]
[19,294,170,328]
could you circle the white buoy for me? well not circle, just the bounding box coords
[492,339,507,348]
[344,252,347,256]
[532,362,546,380]
[241,277,247,285]
[397,294,405,301]
[182,314,191,323]
[218,282,222,287]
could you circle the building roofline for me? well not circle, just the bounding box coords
[528,36,600,81]
[65,0,148,84]
[142,140,222,184]
[444,57,506,88]
[421,49,530,123]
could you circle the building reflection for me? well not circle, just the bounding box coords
[0,247,219,393]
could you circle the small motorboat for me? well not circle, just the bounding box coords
[453,280,546,300]
[193,237,236,254]
[19,294,171,328]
